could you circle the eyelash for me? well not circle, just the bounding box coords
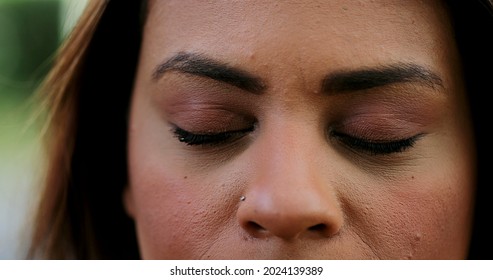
[173,126,421,155]
[173,126,254,146]
[330,131,422,155]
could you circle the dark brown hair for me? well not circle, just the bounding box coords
[29,0,142,259]
[29,0,493,259]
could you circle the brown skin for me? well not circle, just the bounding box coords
[124,0,476,259]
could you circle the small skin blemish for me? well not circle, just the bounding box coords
[184,176,188,179]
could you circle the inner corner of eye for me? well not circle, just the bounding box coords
[327,129,344,138]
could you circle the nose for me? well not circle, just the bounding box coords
[237,122,343,240]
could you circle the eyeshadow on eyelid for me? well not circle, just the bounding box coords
[158,100,255,132]
[336,116,425,141]
[343,95,441,123]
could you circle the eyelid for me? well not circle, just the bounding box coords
[330,131,424,155]
[333,114,426,139]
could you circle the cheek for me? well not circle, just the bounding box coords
[130,168,195,259]
[402,174,472,259]
[127,139,241,259]
[350,166,474,259]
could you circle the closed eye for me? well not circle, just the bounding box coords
[331,131,424,155]
[173,126,255,146]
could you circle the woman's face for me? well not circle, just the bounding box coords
[126,0,476,259]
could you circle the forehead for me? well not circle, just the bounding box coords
[142,0,455,77]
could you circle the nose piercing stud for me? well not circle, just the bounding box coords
[240,196,246,201]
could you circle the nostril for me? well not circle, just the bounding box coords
[246,221,266,232]
[308,223,327,232]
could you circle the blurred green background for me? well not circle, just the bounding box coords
[0,0,87,259]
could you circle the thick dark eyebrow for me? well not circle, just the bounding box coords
[322,63,444,94]
[152,52,266,93]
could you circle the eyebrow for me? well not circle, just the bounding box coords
[322,63,444,94]
[153,52,444,95]
[152,52,266,93]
